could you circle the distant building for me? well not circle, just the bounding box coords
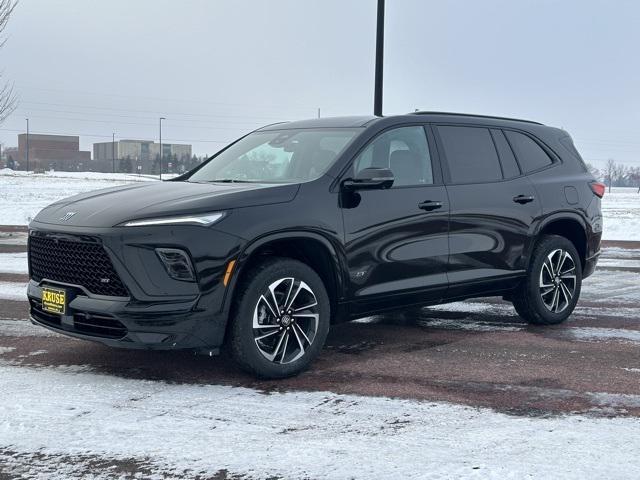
[93,140,192,174]
[17,134,91,171]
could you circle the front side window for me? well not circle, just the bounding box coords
[504,130,553,173]
[437,125,503,184]
[353,126,433,187]
[188,128,359,184]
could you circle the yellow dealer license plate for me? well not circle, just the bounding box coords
[42,287,67,315]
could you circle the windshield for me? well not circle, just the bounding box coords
[188,128,359,184]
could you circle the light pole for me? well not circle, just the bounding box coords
[25,118,29,172]
[374,0,385,116]
[159,117,166,181]
[112,132,116,173]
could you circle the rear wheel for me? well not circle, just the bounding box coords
[228,257,330,378]
[513,235,582,325]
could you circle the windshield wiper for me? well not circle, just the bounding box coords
[207,179,255,183]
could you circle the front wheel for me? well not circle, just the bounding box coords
[228,258,330,378]
[512,235,582,325]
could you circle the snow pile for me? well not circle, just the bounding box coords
[0,362,639,479]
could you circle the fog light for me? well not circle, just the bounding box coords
[156,248,196,282]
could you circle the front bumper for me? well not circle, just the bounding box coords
[26,222,245,351]
[28,281,225,352]
[583,250,600,279]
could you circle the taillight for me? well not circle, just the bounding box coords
[590,181,606,198]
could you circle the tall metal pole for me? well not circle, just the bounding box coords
[159,117,165,181]
[25,118,29,172]
[112,132,116,173]
[373,0,385,117]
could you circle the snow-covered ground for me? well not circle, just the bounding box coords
[0,169,172,225]
[0,360,637,479]
[602,187,640,241]
[0,252,27,274]
[0,170,638,241]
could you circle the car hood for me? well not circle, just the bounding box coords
[32,180,300,228]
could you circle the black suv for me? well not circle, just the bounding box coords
[28,112,603,378]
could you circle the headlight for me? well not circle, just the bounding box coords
[119,212,225,227]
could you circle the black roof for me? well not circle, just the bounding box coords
[256,112,545,131]
[409,111,543,125]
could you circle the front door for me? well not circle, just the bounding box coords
[340,125,449,315]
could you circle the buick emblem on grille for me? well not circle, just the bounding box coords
[60,211,77,222]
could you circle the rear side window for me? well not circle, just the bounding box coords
[490,129,520,179]
[437,126,502,183]
[504,131,553,173]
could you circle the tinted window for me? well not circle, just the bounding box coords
[504,131,553,173]
[353,126,433,186]
[437,126,502,183]
[490,129,520,179]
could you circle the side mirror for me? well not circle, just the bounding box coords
[343,167,394,190]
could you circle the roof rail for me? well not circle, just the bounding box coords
[409,111,543,125]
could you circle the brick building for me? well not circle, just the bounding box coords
[17,134,91,171]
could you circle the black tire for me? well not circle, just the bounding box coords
[512,235,582,325]
[228,257,330,379]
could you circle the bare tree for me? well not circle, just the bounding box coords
[0,0,17,124]
[628,166,640,194]
[604,159,616,193]
[585,162,600,181]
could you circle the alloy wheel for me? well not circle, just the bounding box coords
[252,277,319,364]
[539,248,577,313]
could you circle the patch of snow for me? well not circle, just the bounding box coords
[588,392,640,409]
[0,362,639,479]
[622,368,640,373]
[0,232,28,246]
[600,247,640,259]
[581,270,640,305]
[597,258,640,269]
[0,346,15,355]
[567,327,640,344]
[0,320,62,338]
[418,318,523,332]
[0,282,27,301]
[0,252,27,274]
[27,350,48,356]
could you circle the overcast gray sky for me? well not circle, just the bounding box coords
[1,0,639,166]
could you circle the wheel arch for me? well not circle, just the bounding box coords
[531,213,588,268]
[221,230,348,326]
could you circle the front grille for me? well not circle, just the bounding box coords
[29,234,129,297]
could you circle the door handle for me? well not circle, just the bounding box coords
[418,200,443,211]
[513,195,535,204]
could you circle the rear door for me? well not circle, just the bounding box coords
[434,125,541,297]
[341,125,449,314]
